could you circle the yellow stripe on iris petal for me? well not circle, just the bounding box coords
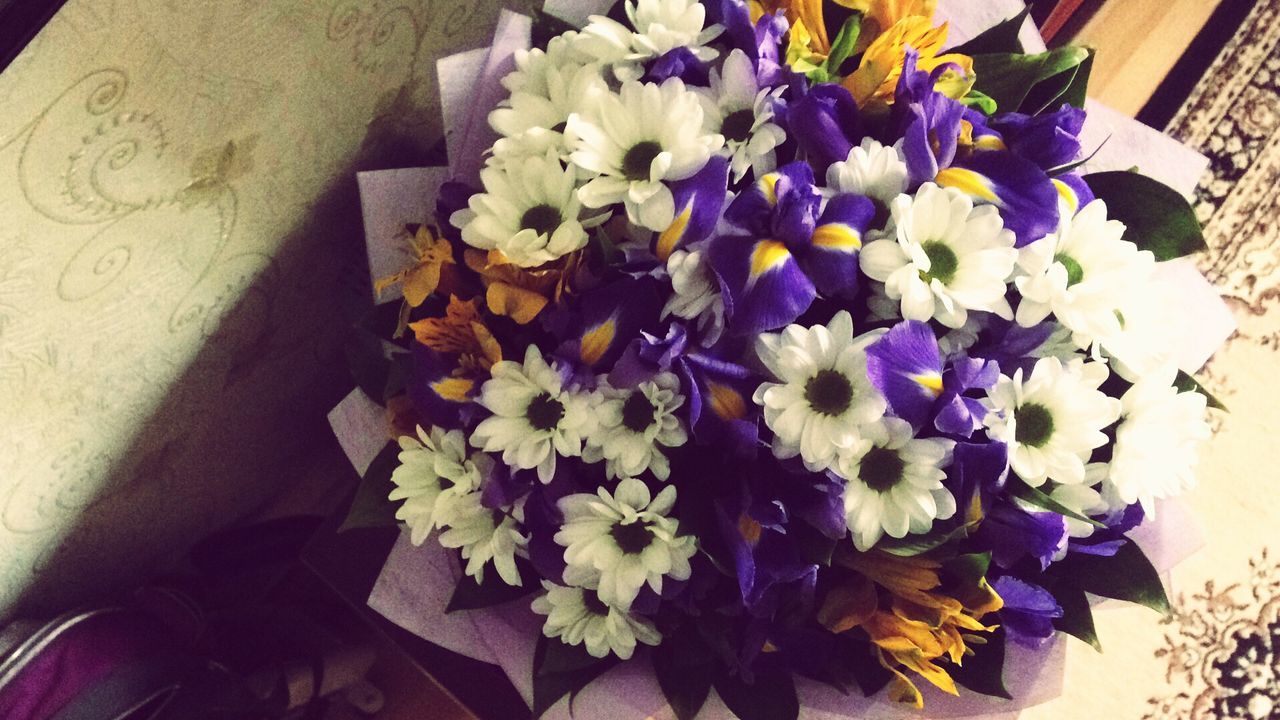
[579,317,616,366]
[974,135,1007,151]
[912,372,944,397]
[656,201,692,261]
[759,173,780,206]
[707,381,747,420]
[811,223,863,251]
[1052,178,1080,216]
[432,377,474,402]
[749,239,791,280]
[935,167,1000,204]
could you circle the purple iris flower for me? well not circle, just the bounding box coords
[990,105,1087,171]
[790,83,863,175]
[979,502,1070,571]
[1068,502,1144,558]
[551,275,663,375]
[654,156,730,261]
[715,485,818,617]
[946,440,1009,526]
[711,0,794,90]
[708,162,874,335]
[993,576,1063,648]
[967,317,1058,379]
[643,47,711,86]
[610,323,760,455]
[407,342,480,430]
[865,320,999,436]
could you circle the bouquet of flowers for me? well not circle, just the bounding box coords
[336,0,1229,717]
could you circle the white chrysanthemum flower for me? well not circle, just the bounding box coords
[860,183,1018,329]
[983,357,1121,487]
[531,582,662,659]
[1014,199,1157,348]
[555,478,696,610]
[661,248,725,344]
[471,345,594,483]
[840,417,957,551]
[826,138,910,209]
[575,0,721,81]
[583,373,688,481]
[388,425,483,545]
[1105,366,1210,516]
[1049,480,1109,545]
[438,493,528,586]
[452,150,606,268]
[752,311,887,476]
[696,49,785,182]
[567,78,723,231]
[490,39,608,162]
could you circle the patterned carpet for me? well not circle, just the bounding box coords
[1144,1,1280,717]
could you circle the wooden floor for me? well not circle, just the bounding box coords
[1071,0,1226,116]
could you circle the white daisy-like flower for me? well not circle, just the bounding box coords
[983,357,1121,487]
[839,417,957,551]
[860,183,1018,329]
[575,0,721,81]
[1014,199,1156,348]
[696,49,786,182]
[452,150,606,268]
[826,138,910,209]
[752,311,887,476]
[661,248,725,344]
[531,582,662,659]
[490,40,608,162]
[1047,477,1110,545]
[583,373,688,481]
[555,478,696,610]
[1104,365,1210,516]
[567,78,723,231]
[388,425,483,545]
[438,492,528,586]
[471,345,594,483]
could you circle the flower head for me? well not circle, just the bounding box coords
[568,78,724,230]
[753,311,887,474]
[388,425,482,545]
[697,49,786,182]
[860,183,1018,328]
[583,373,689,481]
[555,478,696,609]
[438,491,528,586]
[471,346,594,483]
[983,357,1121,486]
[532,582,662,659]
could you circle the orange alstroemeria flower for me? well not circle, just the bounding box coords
[374,224,456,307]
[820,550,1003,709]
[843,0,938,45]
[464,248,587,325]
[406,296,503,404]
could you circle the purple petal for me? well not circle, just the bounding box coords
[656,156,730,260]
[866,320,944,430]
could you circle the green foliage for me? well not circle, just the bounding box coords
[445,558,539,612]
[1008,479,1106,528]
[970,47,1091,114]
[949,625,1012,699]
[948,8,1031,55]
[1083,171,1209,261]
[1048,582,1102,651]
[714,665,800,720]
[1053,540,1171,615]
[653,630,714,720]
[338,442,401,532]
[1175,370,1228,411]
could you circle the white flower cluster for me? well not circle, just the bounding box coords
[451,0,786,267]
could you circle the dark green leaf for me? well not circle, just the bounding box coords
[839,631,893,698]
[1008,479,1106,529]
[878,521,973,557]
[338,442,401,532]
[1022,61,1082,116]
[653,634,714,720]
[949,625,1011,699]
[714,666,799,720]
[532,636,618,718]
[971,47,1091,113]
[1055,540,1171,615]
[948,8,1031,55]
[942,552,991,586]
[445,558,538,612]
[1174,370,1228,411]
[1083,171,1208,261]
[792,521,837,566]
[343,330,391,407]
[1047,135,1110,177]
[824,14,863,77]
[1054,48,1095,109]
[959,89,998,115]
[1049,582,1102,651]
[383,350,413,401]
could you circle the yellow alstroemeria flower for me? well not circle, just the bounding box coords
[463,248,586,325]
[374,224,456,307]
[842,0,938,46]
[822,550,1003,709]
[844,15,974,108]
[406,296,503,405]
